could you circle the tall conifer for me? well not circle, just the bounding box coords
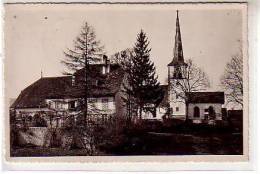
[129,30,163,119]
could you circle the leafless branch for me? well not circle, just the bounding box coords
[221,51,243,107]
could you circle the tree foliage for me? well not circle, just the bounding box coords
[128,30,163,118]
[221,52,243,107]
[110,48,134,70]
[61,22,104,75]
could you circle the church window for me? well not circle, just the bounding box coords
[176,107,179,112]
[193,106,200,118]
[208,106,216,119]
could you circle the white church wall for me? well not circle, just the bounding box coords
[170,101,186,118]
[188,103,222,120]
[168,88,186,118]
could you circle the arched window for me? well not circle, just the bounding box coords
[208,106,216,119]
[193,106,200,118]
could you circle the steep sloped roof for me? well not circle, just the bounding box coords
[158,85,169,107]
[11,76,72,109]
[11,64,125,109]
[168,11,187,67]
[66,64,125,98]
[187,92,225,104]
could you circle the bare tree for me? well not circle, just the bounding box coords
[110,48,134,70]
[110,48,138,122]
[170,59,210,120]
[221,52,243,107]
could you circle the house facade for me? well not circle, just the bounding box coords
[11,56,127,127]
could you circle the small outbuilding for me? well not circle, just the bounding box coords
[187,92,225,124]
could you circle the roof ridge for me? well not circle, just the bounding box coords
[41,76,72,79]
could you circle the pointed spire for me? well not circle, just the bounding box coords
[168,10,185,66]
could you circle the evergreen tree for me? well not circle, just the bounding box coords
[129,30,163,119]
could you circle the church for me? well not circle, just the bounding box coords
[144,11,225,124]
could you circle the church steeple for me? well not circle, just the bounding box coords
[168,10,185,66]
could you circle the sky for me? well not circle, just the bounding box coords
[4,3,246,100]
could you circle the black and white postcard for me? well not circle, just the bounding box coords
[3,1,250,170]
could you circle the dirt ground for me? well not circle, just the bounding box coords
[11,131,242,156]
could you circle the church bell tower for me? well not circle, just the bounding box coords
[168,10,187,119]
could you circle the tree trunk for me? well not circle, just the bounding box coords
[185,102,189,122]
[139,106,142,120]
[84,56,88,124]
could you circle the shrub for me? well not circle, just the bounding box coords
[33,114,47,127]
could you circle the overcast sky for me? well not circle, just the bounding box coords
[5,4,246,99]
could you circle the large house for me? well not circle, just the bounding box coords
[11,56,127,127]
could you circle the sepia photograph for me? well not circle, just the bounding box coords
[4,2,248,160]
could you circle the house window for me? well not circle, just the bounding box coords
[178,72,182,79]
[173,72,177,78]
[101,98,109,110]
[176,107,179,112]
[55,102,62,109]
[69,101,76,109]
[89,98,97,103]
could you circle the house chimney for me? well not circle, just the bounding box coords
[106,59,110,74]
[102,55,110,74]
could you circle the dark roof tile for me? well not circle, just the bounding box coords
[11,76,72,108]
[12,64,125,109]
[187,92,225,104]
